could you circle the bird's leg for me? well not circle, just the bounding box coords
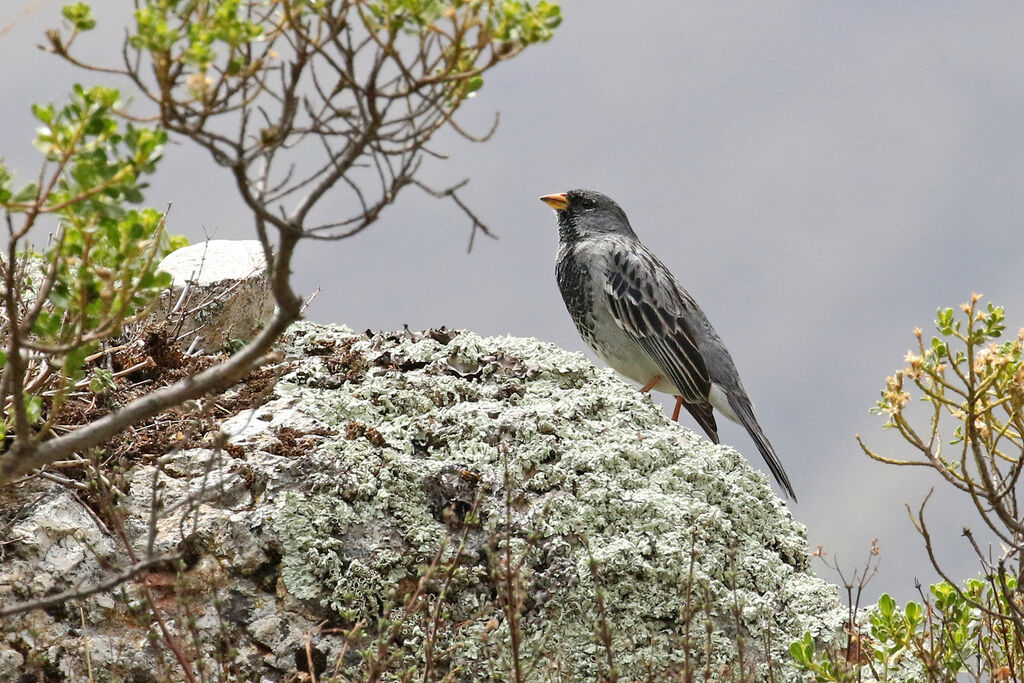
[672,396,683,422]
[639,375,663,393]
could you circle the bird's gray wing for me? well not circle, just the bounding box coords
[604,249,711,405]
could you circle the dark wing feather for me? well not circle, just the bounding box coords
[726,392,798,501]
[604,250,711,405]
[683,402,719,443]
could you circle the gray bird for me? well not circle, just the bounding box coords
[541,189,796,501]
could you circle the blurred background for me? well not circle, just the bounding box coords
[3,1,1024,603]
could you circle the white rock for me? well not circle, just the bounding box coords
[220,396,315,447]
[155,240,276,353]
[159,239,268,288]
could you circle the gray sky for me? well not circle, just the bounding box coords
[4,1,1024,604]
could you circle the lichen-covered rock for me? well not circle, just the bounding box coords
[0,322,848,681]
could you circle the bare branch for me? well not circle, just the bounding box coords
[412,179,498,253]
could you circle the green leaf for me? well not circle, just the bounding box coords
[904,600,921,624]
[12,183,39,203]
[88,368,116,394]
[878,593,895,618]
[168,234,189,252]
[62,344,91,381]
[122,185,144,203]
[31,103,55,124]
[224,338,246,355]
[788,632,815,666]
[32,310,62,338]
[787,640,803,665]
[24,395,43,425]
[62,2,97,31]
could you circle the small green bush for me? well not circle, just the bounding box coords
[797,296,1024,681]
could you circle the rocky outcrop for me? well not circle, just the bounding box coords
[0,321,846,681]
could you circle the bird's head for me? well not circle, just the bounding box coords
[540,189,635,240]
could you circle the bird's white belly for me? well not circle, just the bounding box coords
[584,298,676,390]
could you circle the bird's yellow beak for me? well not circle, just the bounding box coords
[540,193,569,211]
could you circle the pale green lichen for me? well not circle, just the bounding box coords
[271,322,845,680]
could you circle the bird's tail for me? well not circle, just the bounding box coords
[727,393,797,501]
